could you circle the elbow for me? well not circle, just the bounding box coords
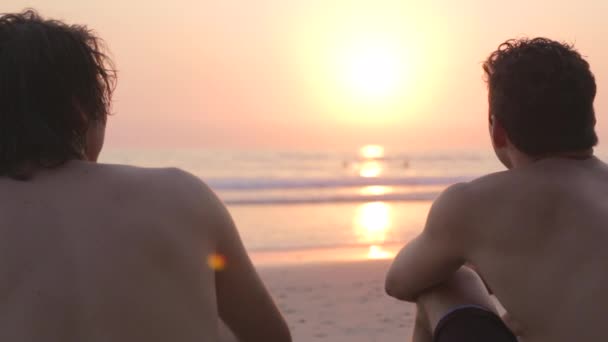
[247,326,292,342]
[276,319,292,342]
[385,285,416,302]
[280,331,292,342]
[232,317,292,342]
[273,331,292,342]
[282,328,293,342]
[384,276,417,302]
[257,317,291,342]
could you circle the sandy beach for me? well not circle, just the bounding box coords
[262,260,415,342]
[221,257,416,342]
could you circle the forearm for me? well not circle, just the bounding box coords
[385,239,464,301]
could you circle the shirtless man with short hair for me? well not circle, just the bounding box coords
[0,10,291,342]
[386,38,607,342]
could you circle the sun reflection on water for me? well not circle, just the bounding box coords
[367,245,393,259]
[360,145,385,159]
[359,185,392,196]
[354,202,395,259]
[357,144,385,178]
[352,145,395,259]
[359,160,383,178]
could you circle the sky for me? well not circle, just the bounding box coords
[5,0,608,151]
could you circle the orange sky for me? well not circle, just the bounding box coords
[6,0,608,151]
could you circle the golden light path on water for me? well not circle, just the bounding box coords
[359,161,383,178]
[228,144,400,266]
[354,145,395,259]
[358,144,385,178]
[354,202,395,260]
[359,185,393,196]
[359,145,385,159]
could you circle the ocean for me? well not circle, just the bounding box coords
[100,147,507,258]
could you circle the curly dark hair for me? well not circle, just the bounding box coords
[483,37,597,156]
[0,9,116,179]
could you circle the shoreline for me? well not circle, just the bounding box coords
[249,243,406,267]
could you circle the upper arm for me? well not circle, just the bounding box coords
[165,169,291,342]
[385,183,472,301]
[213,204,291,342]
[202,185,291,342]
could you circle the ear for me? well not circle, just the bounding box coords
[490,116,508,149]
[85,119,106,162]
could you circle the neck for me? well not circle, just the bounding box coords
[510,148,594,168]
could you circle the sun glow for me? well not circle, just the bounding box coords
[292,3,447,125]
[338,40,405,101]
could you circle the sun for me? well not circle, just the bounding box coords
[338,40,405,101]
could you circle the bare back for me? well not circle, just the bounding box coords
[468,157,608,341]
[0,161,290,342]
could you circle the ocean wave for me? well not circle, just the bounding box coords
[207,175,474,191]
[223,191,441,205]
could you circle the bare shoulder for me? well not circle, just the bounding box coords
[94,163,229,234]
[468,165,574,204]
[434,181,471,204]
[425,182,475,236]
[95,163,208,197]
[97,162,210,193]
[467,170,513,192]
[427,171,514,236]
[464,170,526,203]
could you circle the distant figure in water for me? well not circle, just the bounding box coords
[0,10,290,342]
[386,38,607,342]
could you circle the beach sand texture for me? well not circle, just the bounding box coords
[220,259,416,342]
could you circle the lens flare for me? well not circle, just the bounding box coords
[207,253,227,271]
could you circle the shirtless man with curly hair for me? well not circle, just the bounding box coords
[387,38,606,342]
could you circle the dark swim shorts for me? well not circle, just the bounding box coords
[434,305,517,342]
